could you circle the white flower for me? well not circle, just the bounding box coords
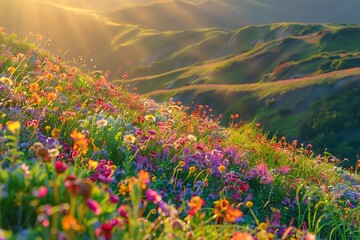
[95,119,108,128]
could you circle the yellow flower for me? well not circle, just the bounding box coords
[88,159,99,170]
[0,77,13,86]
[189,166,196,173]
[179,161,185,167]
[6,121,20,134]
[45,126,51,131]
[48,148,60,158]
[51,128,61,139]
[7,66,15,75]
[246,201,253,208]
[258,222,267,231]
[123,134,136,144]
[55,85,63,92]
[144,114,156,122]
[187,134,197,142]
[218,165,226,173]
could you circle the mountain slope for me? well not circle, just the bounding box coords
[107,0,360,30]
[114,23,360,165]
[0,28,359,240]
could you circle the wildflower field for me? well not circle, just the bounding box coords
[0,31,359,240]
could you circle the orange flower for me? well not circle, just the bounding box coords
[188,196,205,212]
[52,64,60,72]
[225,207,243,223]
[31,93,42,105]
[47,92,57,102]
[70,129,88,155]
[60,73,67,79]
[232,232,254,240]
[138,170,150,190]
[218,165,226,173]
[127,177,137,193]
[55,85,63,92]
[43,72,54,80]
[29,83,40,93]
[62,215,83,232]
[118,182,128,196]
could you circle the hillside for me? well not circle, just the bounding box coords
[1,0,359,165]
[112,23,360,165]
[0,30,359,240]
[107,0,360,30]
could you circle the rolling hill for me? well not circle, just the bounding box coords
[1,0,360,164]
[114,23,360,166]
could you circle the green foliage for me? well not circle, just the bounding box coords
[300,88,360,167]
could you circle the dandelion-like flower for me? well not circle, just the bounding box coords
[6,121,20,134]
[187,134,197,142]
[123,134,136,144]
[96,119,108,128]
[0,77,13,86]
[144,114,156,122]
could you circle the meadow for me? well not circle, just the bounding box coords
[0,30,359,239]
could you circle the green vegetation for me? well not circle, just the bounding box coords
[0,28,359,240]
[300,88,360,167]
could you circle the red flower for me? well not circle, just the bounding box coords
[55,160,67,173]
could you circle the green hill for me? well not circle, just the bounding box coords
[112,23,360,165]
[0,28,359,240]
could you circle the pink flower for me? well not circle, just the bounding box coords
[86,198,102,215]
[109,192,119,204]
[55,160,67,173]
[146,189,162,204]
[279,166,291,175]
[118,204,129,218]
[33,186,48,198]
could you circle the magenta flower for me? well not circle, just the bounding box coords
[117,204,129,218]
[279,166,291,175]
[55,160,67,173]
[146,189,162,204]
[86,198,102,215]
[109,192,119,204]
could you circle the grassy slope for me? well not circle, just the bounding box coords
[112,23,360,165]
